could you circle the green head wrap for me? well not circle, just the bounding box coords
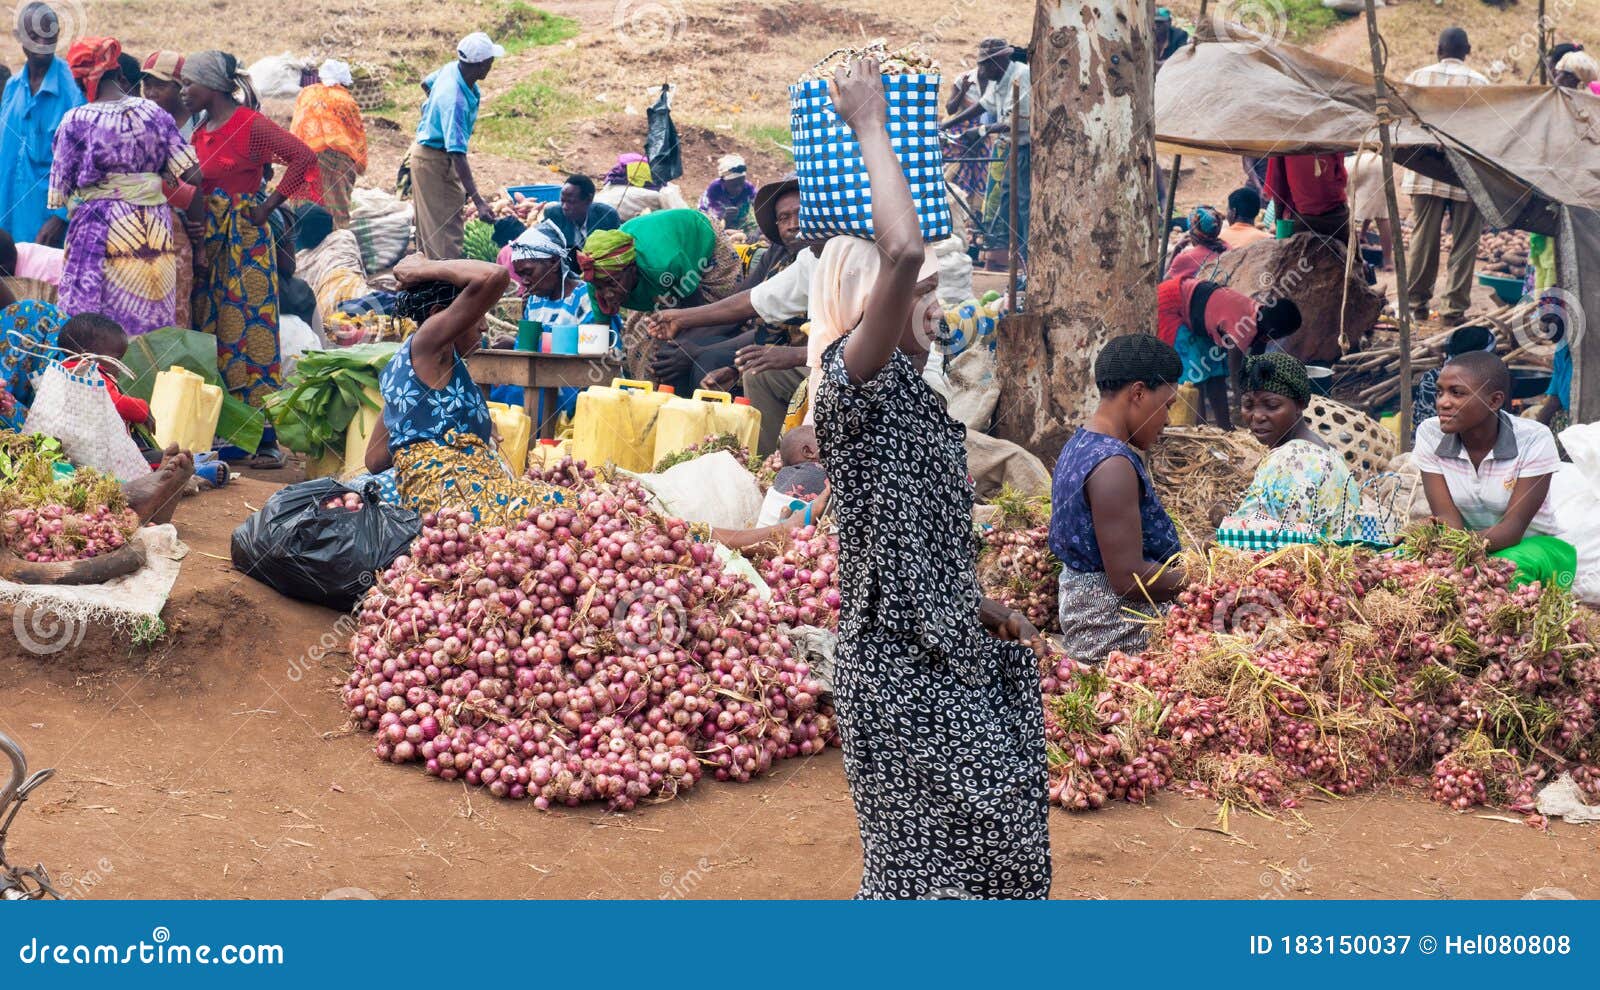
[1242,352,1311,405]
[578,229,637,280]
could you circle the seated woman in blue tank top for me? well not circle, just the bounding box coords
[366,255,557,525]
[1049,334,1188,662]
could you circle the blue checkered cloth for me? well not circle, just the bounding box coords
[789,74,952,242]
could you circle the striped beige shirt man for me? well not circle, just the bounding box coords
[1401,58,1490,202]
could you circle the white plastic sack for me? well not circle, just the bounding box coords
[1535,773,1600,824]
[22,360,150,481]
[247,54,309,100]
[940,345,1000,431]
[279,314,320,379]
[1551,424,1600,605]
[936,235,973,305]
[624,450,763,530]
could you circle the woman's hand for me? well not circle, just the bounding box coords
[831,56,887,134]
[735,344,806,376]
[646,310,685,340]
[35,216,67,248]
[700,366,739,391]
[392,254,430,289]
[247,202,275,228]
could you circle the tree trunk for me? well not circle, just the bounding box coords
[994,0,1160,462]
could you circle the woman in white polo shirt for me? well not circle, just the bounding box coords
[1413,350,1575,589]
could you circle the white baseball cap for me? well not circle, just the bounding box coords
[458,32,505,64]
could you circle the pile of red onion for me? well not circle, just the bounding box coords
[755,525,840,629]
[978,525,1062,633]
[343,458,838,810]
[1039,529,1600,823]
[2,503,138,562]
[324,493,364,511]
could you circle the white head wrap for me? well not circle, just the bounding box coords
[319,59,353,87]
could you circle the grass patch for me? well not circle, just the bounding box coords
[1278,0,1339,43]
[477,68,590,155]
[496,2,580,53]
[737,122,794,161]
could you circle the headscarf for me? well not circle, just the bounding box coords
[803,236,942,423]
[604,153,652,188]
[1186,205,1226,252]
[577,229,636,281]
[511,223,574,278]
[1242,352,1311,406]
[718,154,747,179]
[1556,50,1600,85]
[319,59,354,87]
[67,36,122,101]
[184,50,257,107]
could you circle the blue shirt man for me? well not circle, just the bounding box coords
[0,9,83,243]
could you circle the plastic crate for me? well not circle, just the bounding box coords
[505,184,563,204]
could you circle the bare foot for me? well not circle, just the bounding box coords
[126,446,196,525]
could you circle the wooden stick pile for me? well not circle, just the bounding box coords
[1334,299,1553,409]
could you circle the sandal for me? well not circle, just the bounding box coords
[248,444,288,470]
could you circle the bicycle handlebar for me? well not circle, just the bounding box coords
[0,731,26,814]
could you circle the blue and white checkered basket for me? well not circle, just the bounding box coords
[788,73,952,242]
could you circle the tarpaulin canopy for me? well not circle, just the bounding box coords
[1155,26,1600,421]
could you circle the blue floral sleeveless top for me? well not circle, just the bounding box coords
[1049,428,1182,573]
[378,338,493,452]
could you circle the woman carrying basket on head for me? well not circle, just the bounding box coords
[811,56,1051,900]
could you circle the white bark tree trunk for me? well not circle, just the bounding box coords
[995,0,1161,459]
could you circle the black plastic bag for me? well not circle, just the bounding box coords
[646,84,682,184]
[231,478,419,611]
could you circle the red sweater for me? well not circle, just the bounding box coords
[1263,155,1347,218]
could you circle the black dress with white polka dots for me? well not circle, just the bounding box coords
[814,340,1052,900]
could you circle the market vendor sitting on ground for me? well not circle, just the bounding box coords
[648,175,810,453]
[1155,272,1303,429]
[1051,333,1186,663]
[1414,350,1575,590]
[366,255,560,525]
[595,153,664,222]
[541,174,620,251]
[698,155,758,239]
[1214,353,1359,543]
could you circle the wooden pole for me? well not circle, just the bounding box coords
[1158,154,1181,274]
[1363,0,1415,449]
[1537,0,1548,84]
[1007,79,1022,315]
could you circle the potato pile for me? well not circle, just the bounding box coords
[1478,230,1530,279]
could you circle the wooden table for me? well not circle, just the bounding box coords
[466,350,622,438]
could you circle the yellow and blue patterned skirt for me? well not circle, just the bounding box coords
[392,430,563,527]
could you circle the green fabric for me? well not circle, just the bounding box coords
[1491,534,1576,590]
[618,209,716,312]
[1529,233,1557,293]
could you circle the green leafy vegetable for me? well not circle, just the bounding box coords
[262,344,397,456]
[121,327,265,453]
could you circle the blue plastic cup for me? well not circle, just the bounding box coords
[550,324,580,355]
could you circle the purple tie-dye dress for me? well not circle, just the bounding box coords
[47,97,196,336]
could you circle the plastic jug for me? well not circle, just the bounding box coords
[710,394,761,456]
[487,400,532,477]
[150,366,223,454]
[528,437,573,474]
[572,379,674,472]
[342,388,385,479]
[1170,383,1200,428]
[652,390,763,467]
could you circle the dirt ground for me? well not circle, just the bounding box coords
[1,478,1596,900]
